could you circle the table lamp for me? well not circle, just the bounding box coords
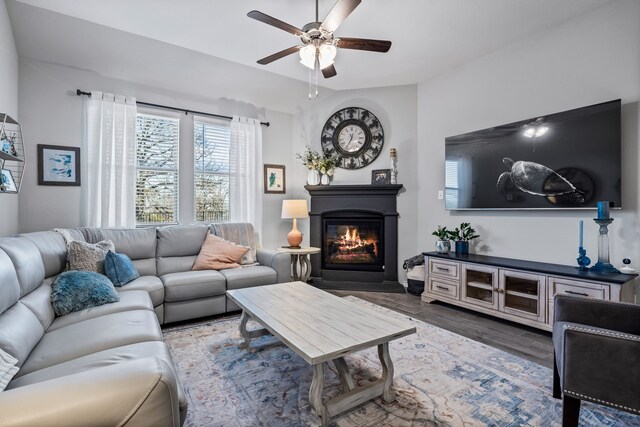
[281,199,308,248]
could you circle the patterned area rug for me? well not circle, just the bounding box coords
[163,297,639,426]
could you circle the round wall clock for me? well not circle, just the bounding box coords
[321,107,384,169]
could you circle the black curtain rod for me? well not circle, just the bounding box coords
[75,89,270,127]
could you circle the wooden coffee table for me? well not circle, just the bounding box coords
[226,282,416,426]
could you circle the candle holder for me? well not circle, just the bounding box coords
[576,247,591,271]
[590,218,620,274]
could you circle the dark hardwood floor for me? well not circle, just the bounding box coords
[328,289,554,368]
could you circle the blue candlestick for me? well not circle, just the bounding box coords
[579,220,583,248]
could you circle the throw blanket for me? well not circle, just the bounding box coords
[403,254,424,270]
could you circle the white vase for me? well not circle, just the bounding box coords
[307,170,320,186]
[320,174,330,185]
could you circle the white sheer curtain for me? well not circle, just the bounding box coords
[229,116,263,241]
[82,91,137,228]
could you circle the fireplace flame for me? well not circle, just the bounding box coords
[339,227,377,256]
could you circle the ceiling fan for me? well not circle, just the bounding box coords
[248,0,392,79]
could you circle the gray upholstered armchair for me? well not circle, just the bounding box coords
[552,295,640,426]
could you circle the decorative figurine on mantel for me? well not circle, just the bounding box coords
[390,148,398,184]
[576,220,591,271]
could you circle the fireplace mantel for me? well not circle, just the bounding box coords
[305,184,404,292]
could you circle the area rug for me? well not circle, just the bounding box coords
[163,297,639,426]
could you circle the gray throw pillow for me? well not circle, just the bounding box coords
[67,240,115,274]
[0,348,18,391]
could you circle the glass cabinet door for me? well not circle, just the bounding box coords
[499,270,546,322]
[461,264,498,309]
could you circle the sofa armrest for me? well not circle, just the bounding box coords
[0,357,181,427]
[553,295,640,335]
[558,324,640,413]
[257,249,291,283]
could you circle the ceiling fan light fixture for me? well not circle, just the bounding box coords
[299,45,316,69]
[318,43,337,69]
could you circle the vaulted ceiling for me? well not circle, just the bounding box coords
[12,0,613,91]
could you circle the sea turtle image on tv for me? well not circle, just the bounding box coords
[497,157,586,206]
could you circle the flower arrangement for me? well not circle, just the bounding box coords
[318,150,339,177]
[296,147,321,171]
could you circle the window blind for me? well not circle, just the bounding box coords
[135,113,180,225]
[445,159,459,208]
[194,119,231,222]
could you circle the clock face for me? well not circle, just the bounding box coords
[338,124,366,153]
[321,107,384,169]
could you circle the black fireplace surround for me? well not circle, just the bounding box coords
[306,184,403,291]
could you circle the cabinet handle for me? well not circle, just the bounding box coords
[436,266,450,272]
[498,289,505,294]
[565,290,589,297]
[493,287,499,292]
[436,286,449,291]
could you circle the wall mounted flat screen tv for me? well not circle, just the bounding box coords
[445,100,621,210]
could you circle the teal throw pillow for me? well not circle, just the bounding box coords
[51,271,120,316]
[104,251,140,287]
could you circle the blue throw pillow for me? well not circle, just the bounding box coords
[51,271,120,316]
[104,251,140,287]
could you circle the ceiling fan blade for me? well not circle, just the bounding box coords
[257,46,302,65]
[337,37,392,52]
[247,10,303,36]
[321,0,361,33]
[322,64,337,79]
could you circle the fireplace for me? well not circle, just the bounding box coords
[323,218,384,271]
[306,184,403,292]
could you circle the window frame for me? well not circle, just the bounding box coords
[135,109,181,227]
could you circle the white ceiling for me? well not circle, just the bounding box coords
[13,0,613,91]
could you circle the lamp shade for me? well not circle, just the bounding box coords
[281,199,309,219]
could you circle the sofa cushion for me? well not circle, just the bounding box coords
[0,347,19,391]
[67,239,115,274]
[102,228,157,276]
[221,266,277,290]
[117,276,164,307]
[47,290,153,332]
[156,225,208,276]
[22,231,67,278]
[51,271,120,316]
[104,251,140,287]
[192,234,249,271]
[18,310,162,377]
[210,222,258,265]
[0,248,20,315]
[161,270,226,302]
[0,302,45,368]
[19,280,55,330]
[0,237,46,297]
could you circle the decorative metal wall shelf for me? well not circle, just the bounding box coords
[0,114,25,194]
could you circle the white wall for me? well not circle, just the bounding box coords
[417,0,640,268]
[0,0,18,236]
[17,58,295,249]
[292,85,418,283]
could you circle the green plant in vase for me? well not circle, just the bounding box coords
[450,222,480,255]
[431,225,452,254]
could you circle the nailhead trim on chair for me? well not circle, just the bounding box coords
[561,324,640,414]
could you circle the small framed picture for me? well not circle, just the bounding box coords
[264,164,286,194]
[38,144,81,186]
[371,169,391,185]
[0,169,17,193]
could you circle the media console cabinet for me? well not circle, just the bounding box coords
[422,252,638,331]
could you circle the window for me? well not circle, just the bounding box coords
[194,119,231,222]
[135,113,179,225]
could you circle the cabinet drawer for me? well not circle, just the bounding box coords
[548,277,609,301]
[429,259,459,280]
[428,277,459,299]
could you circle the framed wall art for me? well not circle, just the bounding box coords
[38,144,81,186]
[371,169,391,185]
[264,164,286,194]
[0,169,17,193]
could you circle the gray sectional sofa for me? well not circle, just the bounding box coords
[0,223,291,426]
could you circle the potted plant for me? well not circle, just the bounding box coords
[297,147,321,185]
[431,226,452,254]
[450,222,479,255]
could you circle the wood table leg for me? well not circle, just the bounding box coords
[301,255,312,282]
[291,255,299,281]
[378,342,395,403]
[333,357,355,391]
[309,363,330,426]
[238,310,271,344]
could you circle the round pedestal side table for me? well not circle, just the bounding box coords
[277,247,321,282]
